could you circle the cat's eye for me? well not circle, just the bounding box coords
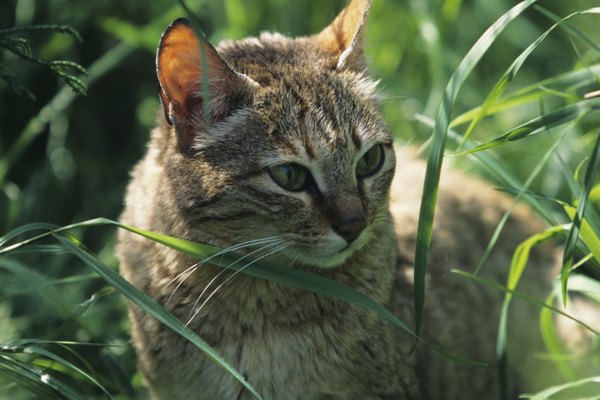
[356,144,384,178]
[267,164,310,191]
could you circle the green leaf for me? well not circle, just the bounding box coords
[117,226,486,364]
[471,114,578,276]
[538,274,600,383]
[16,345,111,397]
[0,35,32,57]
[458,7,600,147]
[589,184,600,206]
[539,290,576,381]
[0,258,73,315]
[561,131,600,305]
[496,225,564,400]
[454,99,600,156]
[0,24,83,42]
[535,6,600,53]
[414,0,539,335]
[562,206,600,269]
[522,375,600,400]
[0,354,88,400]
[414,113,559,226]
[0,222,58,247]
[451,269,598,335]
[450,63,600,128]
[567,273,600,303]
[0,36,136,187]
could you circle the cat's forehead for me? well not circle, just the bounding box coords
[218,33,338,79]
[268,72,387,153]
[215,34,391,159]
[217,33,379,100]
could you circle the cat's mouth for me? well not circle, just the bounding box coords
[280,228,371,269]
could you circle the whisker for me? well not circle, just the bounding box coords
[167,236,282,287]
[185,240,287,321]
[185,243,289,326]
[167,262,200,289]
[165,263,200,307]
[164,236,282,306]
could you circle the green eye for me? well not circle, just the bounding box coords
[267,163,310,191]
[356,144,384,178]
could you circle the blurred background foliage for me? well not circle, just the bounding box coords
[0,0,599,398]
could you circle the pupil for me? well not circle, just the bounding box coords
[285,166,293,180]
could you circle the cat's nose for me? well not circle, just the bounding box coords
[333,217,367,244]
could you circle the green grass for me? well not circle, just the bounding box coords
[1,0,600,398]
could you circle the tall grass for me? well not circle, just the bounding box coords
[1,0,599,398]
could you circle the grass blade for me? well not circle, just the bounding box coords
[451,269,598,335]
[471,113,578,275]
[454,99,600,156]
[10,345,111,397]
[522,375,600,400]
[114,222,484,363]
[539,290,575,381]
[0,354,88,400]
[538,274,600,383]
[458,8,600,147]
[562,206,600,269]
[556,154,600,236]
[0,222,58,247]
[561,131,600,305]
[535,6,600,52]
[0,258,73,315]
[496,225,564,399]
[414,113,559,226]
[414,0,539,334]
[450,63,600,128]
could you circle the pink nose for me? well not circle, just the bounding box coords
[333,217,367,243]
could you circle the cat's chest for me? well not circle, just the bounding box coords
[181,315,371,399]
[148,252,400,398]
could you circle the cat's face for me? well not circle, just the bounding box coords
[157,0,393,268]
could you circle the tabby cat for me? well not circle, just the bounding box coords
[117,0,583,398]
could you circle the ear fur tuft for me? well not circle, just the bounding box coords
[315,0,371,72]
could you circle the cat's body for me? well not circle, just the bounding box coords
[117,1,567,398]
[119,143,551,400]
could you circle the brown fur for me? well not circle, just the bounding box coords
[117,1,592,398]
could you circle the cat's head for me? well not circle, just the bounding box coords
[155,0,395,269]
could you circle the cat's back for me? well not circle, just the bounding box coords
[387,146,558,398]
[389,145,545,269]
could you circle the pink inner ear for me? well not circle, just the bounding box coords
[157,21,202,118]
[155,18,258,151]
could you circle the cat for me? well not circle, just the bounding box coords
[116,0,593,398]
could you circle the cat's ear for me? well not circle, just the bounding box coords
[157,18,257,152]
[315,0,371,71]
